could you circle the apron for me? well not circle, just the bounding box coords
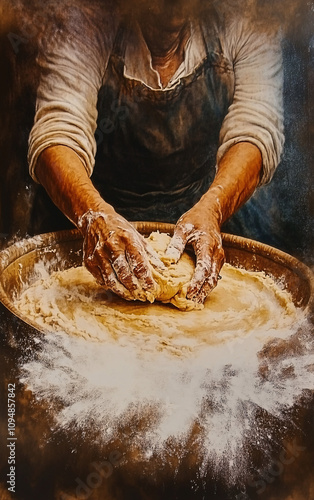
[92,15,235,223]
[28,12,235,236]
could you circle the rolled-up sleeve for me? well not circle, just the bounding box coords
[217,19,284,185]
[28,12,113,182]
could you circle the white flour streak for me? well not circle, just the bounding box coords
[20,315,314,482]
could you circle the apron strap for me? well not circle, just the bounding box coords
[111,18,130,59]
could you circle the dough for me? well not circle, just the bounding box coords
[146,232,201,311]
[15,239,298,357]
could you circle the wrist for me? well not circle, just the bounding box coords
[196,185,225,227]
[75,202,116,235]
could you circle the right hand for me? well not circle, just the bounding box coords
[78,209,164,302]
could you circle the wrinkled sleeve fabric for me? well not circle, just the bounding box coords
[217,18,284,185]
[28,9,115,182]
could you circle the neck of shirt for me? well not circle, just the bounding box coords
[123,20,207,91]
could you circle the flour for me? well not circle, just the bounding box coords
[19,315,313,484]
[15,240,314,485]
[15,249,298,355]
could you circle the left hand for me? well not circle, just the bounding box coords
[166,203,225,304]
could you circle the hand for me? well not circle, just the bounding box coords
[78,209,164,302]
[166,203,225,304]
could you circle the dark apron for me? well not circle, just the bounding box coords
[28,14,235,236]
[92,16,234,223]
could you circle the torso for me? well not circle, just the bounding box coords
[92,14,235,222]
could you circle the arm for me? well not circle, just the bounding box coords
[199,142,262,229]
[167,18,283,304]
[35,145,161,301]
[166,142,262,303]
[29,10,161,301]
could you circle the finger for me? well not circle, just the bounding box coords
[83,224,157,301]
[82,229,99,264]
[93,227,150,298]
[187,228,224,297]
[85,260,105,286]
[111,253,142,294]
[104,229,155,289]
[190,269,220,304]
[84,242,139,300]
[187,256,213,300]
[193,280,215,305]
[87,251,147,301]
[187,247,224,300]
[98,248,150,301]
[142,240,166,271]
[125,249,158,295]
[165,226,188,263]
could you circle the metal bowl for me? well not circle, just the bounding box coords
[0,223,313,500]
[0,223,313,335]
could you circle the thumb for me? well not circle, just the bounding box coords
[165,227,187,263]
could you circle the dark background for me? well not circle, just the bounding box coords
[0,0,313,264]
[224,0,314,265]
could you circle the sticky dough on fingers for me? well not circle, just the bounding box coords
[85,229,203,310]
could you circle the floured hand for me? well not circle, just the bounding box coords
[78,210,165,302]
[166,204,225,304]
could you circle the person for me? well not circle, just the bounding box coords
[28,0,284,305]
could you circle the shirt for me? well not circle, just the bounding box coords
[28,6,284,187]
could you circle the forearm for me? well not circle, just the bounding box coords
[198,142,262,225]
[166,141,262,302]
[35,145,162,301]
[35,145,116,229]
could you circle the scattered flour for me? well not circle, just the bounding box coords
[14,244,314,484]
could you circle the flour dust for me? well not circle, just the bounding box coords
[18,311,314,484]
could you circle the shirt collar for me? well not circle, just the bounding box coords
[124,20,207,91]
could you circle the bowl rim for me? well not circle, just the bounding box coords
[0,224,313,333]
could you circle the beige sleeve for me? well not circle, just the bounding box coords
[28,11,115,182]
[217,19,284,185]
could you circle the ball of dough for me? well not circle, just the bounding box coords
[146,232,203,311]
